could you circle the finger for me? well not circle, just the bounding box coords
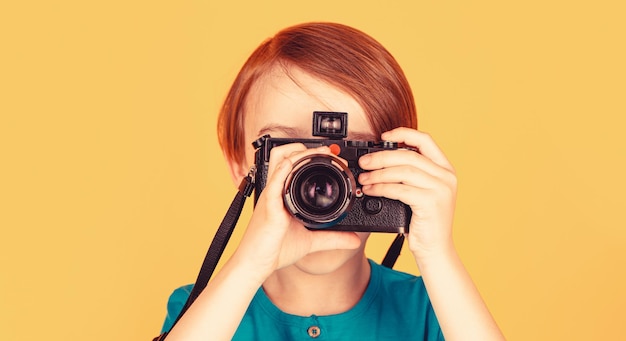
[264,145,332,206]
[267,144,332,176]
[260,156,296,210]
[285,146,333,165]
[267,143,308,176]
[361,183,447,207]
[358,149,451,180]
[308,231,362,253]
[358,165,441,189]
[381,128,455,173]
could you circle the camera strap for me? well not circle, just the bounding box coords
[381,233,405,268]
[155,172,255,340]
[155,168,404,340]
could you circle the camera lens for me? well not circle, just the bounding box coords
[299,173,340,211]
[283,154,355,229]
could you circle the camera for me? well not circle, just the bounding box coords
[252,111,411,233]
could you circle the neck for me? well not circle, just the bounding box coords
[262,253,371,316]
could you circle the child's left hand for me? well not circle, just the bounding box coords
[357,127,458,264]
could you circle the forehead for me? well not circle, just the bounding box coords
[243,66,373,140]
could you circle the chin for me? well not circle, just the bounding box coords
[294,242,368,276]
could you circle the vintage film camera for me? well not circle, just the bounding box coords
[252,111,411,233]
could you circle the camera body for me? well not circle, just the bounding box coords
[252,111,411,233]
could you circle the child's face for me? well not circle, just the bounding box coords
[236,65,375,274]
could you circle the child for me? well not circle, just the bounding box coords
[159,22,504,340]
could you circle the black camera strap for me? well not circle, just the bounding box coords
[381,233,405,268]
[155,169,404,340]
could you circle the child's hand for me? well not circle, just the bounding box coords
[233,143,362,279]
[357,127,458,264]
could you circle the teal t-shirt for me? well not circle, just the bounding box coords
[161,259,444,340]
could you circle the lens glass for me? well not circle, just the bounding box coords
[299,172,340,212]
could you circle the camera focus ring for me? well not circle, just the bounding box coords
[283,154,356,229]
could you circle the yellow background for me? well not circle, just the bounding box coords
[1,0,624,340]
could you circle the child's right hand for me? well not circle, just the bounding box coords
[231,143,362,279]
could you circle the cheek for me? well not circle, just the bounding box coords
[245,148,255,167]
[242,135,256,167]
[242,118,256,167]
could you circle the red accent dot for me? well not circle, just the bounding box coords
[329,143,341,155]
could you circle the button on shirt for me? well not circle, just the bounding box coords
[307,324,321,338]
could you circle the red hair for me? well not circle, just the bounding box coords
[218,22,417,166]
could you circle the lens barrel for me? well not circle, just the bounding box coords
[283,154,355,228]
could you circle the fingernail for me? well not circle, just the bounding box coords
[359,154,371,165]
[359,173,369,182]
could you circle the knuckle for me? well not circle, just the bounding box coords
[449,164,457,175]
[400,166,415,179]
[437,179,456,199]
[406,149,423,162]
[397,184,413,198]
[444,171,458,188]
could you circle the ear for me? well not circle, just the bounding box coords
[226,154,249,188]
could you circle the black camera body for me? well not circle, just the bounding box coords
[252,111,411,233]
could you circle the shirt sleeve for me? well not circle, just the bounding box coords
[160,284,193,334]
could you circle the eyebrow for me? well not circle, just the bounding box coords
[256,124,377,141]
[257,125,308,138]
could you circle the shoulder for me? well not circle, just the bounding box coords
[167,284,193,307]
[370,259,427,296]
[367,260,435,320]
[160,284,193,333]
[360,260,443,339]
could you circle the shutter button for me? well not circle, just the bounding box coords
[307,325,321,338]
